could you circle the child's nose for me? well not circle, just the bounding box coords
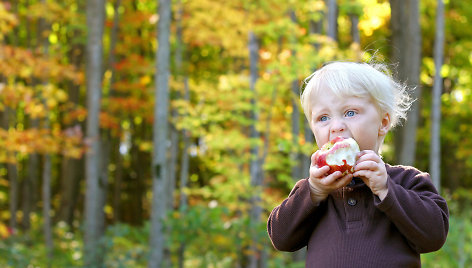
[330,118,346,134]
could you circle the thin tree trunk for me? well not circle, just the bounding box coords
[97,0,122,227]
[326,0,338,41]
[248,30,265,268]
[7,163,18,231]
[390,0,422,165]
[350,13,360,44]
[106,0,123,224]
[58,156,82,227]
[23,119,38,232]
[289,11,306,263]
[149,0,171,266]
[39,2,54,261]
[309,11,323,51]
[130,122,145,225]
[22,151,35,230]
[41,109,53,265]
[84,0,106,266]
[176,0,187,212]
[258,65,276,268]
[430,0,444,192]
[112,136,123,222]
[178,79,190,268]
[58,19,85,227]
[166,0,185,262]
[289,11,302,182]
[99,132,110,222]
[22,0,39,231]
[176,4,189,259]
[3,108,18,232]
[167,124,178,209]
[42,152,53,262]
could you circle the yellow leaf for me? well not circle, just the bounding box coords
[139,141,152,152]
[55,89,68,102]
[47,98,57,108]
[139,75,151,85]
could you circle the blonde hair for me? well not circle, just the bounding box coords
[300,61,413,128]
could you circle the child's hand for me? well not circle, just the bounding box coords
[353,150,388,200]
[308,153,353,203]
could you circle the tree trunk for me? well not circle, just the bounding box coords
[289,10,302,182]
[149,0,171,266]
[430,0,444,192]
[248,30,267,268]
[58,156,82,227]
[289,11,306,263]
[3,108,18,231]
[58,7,85,226]
[7,162,18,231]
[42,153,53,261]
[21,1,42,232]
[130,122,145,225]
[350,13,360,44]
[22,151,35,230]
[167,124,178,210]
[112,136,123,222]
[175,1,187,211]
[178,79,190,268]
[175,4,189,266]
[105,0,123,224]
[390,0,422,165]
[84,0,106,266]
[309,10,323,51]
[326,0,338,41]
[39,3,54,260]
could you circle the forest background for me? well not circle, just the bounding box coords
[0,0,471,267]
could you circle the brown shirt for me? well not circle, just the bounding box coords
[267,164,449,268]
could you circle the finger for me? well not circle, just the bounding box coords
[358,175,370,186]
[353,170,371,181]
[336,173,354,188]
[356,150,371,158]
[319,171,343,185]
[354,160,379,171]
[356,151,381,163]
[310,165,330,178]
[311,152,319,165]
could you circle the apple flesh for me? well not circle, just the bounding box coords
[313,137,360,175]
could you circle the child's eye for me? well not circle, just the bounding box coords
[345,110,356,117]
[319,115,329,122]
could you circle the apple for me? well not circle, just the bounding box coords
[313,137,360,175]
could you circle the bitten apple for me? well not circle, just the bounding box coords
[313,137,360,175]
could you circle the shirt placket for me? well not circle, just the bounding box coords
[343,179,363,230]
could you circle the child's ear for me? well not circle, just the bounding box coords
[379,113,391,136]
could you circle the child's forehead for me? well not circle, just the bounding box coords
[309,90,377,110]
[310,86,369,101]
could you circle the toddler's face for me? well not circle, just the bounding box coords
[309,89,390,153]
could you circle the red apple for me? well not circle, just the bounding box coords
[313,137,360,175]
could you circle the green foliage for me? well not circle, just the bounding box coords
[0,207,301,267]
[2,194,471,268]
[422,190,472,267]
[422,215,472,267]
[103,224,149,268]
[0,221,83,267]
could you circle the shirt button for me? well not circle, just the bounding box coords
[347,198,357,206]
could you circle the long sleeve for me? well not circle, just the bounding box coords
[375,165,449,253]
[268,164,448,267]
[267,178,323,251]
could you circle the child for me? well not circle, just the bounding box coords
[267,62,449,267]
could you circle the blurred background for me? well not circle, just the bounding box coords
[0,0,471,267]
